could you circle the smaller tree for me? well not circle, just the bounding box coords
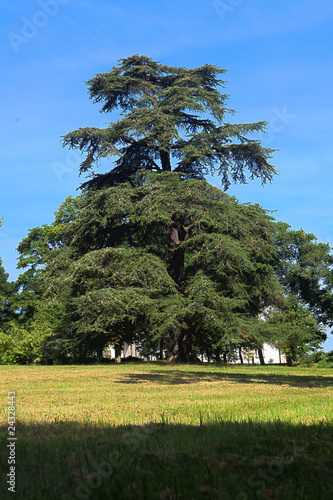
[273,222,333,326]
[265,295,325,365]
[0,322,44,364]
[15,196,82,323]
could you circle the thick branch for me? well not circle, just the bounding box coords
[183,223,195,241]
[160,150,172,171]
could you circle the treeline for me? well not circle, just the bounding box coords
[0,185,332,365]
[1,55,332,365]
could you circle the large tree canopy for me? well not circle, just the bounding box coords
[58,56,281,361]
[62,54,276,190]
[37,172,280,362]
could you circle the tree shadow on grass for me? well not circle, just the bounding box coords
[0,419,332,500]
[114,368,333,388]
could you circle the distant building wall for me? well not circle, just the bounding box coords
[236,343,286,364]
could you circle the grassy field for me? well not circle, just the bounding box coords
[0,363,332,499]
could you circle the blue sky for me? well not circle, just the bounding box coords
[1,0,333,350]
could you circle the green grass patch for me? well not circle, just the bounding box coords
[0,363,332,499]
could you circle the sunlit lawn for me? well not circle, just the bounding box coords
[1,363,332,425]
[0,363,332,499]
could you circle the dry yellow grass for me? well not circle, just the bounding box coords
[1,363,332,426]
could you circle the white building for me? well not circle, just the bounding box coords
[236,343,286,364]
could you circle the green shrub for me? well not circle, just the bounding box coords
[317,350,333,368]
[0,322,47,364]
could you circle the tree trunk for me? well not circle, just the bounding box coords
[214,348,221,363]
[160,150,172,171]
[167,224,184,286]
[286,354,293,367]
[170,323,197,362]
[97,347,103,362]
[115,344,122,364]
[258,348,265,365]
[291,345,297,363]
[167,221,198,361]
[286,345,296,366]
[159,337,164,360]
[238,347,243,365]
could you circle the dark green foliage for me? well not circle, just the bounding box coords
[15,196,82,322]
[40,246,179,362]
[37,172,280,361]
[273,222,333,326]
[252,222,333,364]
[53,55,279,361]
[317,350,333,368]
[62,54,276,190]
